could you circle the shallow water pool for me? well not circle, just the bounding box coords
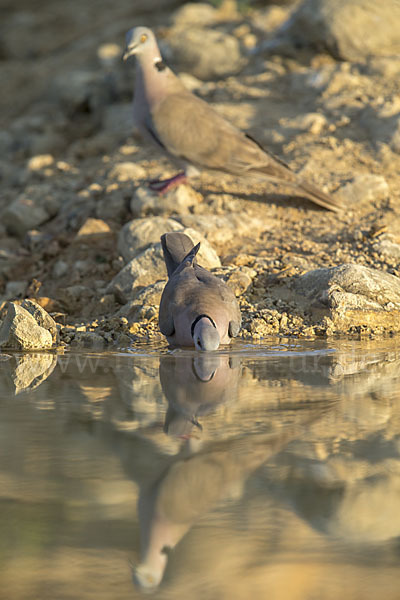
[1,338,400,599]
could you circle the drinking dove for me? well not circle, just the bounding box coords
[159,232,241,351]
[123,26,343,212]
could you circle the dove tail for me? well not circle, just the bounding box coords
[295,179,343,213]
[161,232,198,277]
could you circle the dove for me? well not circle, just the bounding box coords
[158,232,241,351]
[160,353,241,436]
[123,26,343,212]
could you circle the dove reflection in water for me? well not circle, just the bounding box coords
[133,411,324,591]
[159,353,241,438]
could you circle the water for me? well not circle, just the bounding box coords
[1,339,400,599]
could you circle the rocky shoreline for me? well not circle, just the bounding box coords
[1,0,400,351]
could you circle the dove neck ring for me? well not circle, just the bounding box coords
[191,314,216,338]
[154,58,167,72]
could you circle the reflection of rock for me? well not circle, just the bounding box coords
[0,302,53,350]
[329,475,400,542]
[160,354,241,436]
[11,352,58,394]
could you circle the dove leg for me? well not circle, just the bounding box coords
[148,172,187,194]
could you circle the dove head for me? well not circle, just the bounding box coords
[123,26,160,62]
[133,559,166,592]
[192,316,220,352]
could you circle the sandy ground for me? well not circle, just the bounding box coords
[1,0,400,347]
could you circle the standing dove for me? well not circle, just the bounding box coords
[159,232,241,351]
[123,26,342,212]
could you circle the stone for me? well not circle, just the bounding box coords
[0,302,53,350]
[293,263,400,333]
[130,184,201,218]
[272,0,400,61]
[117,281,165,321]
[1,184,61,237]
[107,245,166,299]
[96,193,127,223]
[179,213,271,247]
[281,112,328,135]
[102,103,134,138]
[74,218,114,244]
[389,118,400,154]
[21,299,59,344]
[180,228,221,269]
[108,161,146,182]
[118,217,182,262]
[171,3,218,28]
[5,281,27,299]
[2,194,49,237]
[372,238,400,261]
[222,266,256,297]
[58,285,94,312]
[52,260,69,279]
[335,175,389,206]
[166,27,244,80]
[71,332,105,350]
[51,69,113,114]
[11,353,58,394]
[117,217,221,269]
[27,154,54,171]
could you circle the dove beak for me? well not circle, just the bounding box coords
[123,44,138,61]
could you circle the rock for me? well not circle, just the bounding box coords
[21,299,59,344]
[272,0,400,61]
[118,217,221,269]
[108,162,146,182]
[0,302,53,350]
[5,281,27,300]
[117,280,165,321]
[293,263,400,333]
[97,43,122,69]
[118,217,182,262]
[74,218,114,244]
[102,103,134,137]
[27,154,54,171]
[180,228,221,269]
[58,285,94,312]
[2,193,49,237]
[335,175,389,206]
[171,3,218,28]
[166,27,244,80]
[71,331,105,350]
[52,260,69,279]
[51,69,113,114]
[179,213,271,247]
[11,353,58,394]
[130,185,201,218]
[107,245,166,299]
[1,184,61,237]
[389,117,400,154]
[222,266,256,296]
[110,224,221,301]
[281,112,328,135]
[96,192,127,223]
[373,238,400,260]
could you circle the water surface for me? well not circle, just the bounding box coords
[1,339,400,599]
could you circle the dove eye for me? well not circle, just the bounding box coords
[140,34,147,44]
